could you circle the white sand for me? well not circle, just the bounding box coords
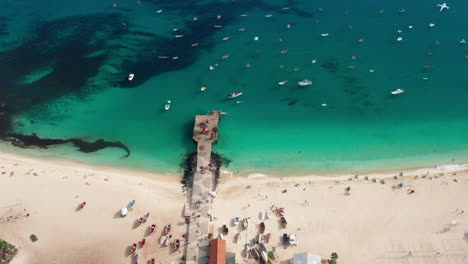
[1,152,468,263]
[0,152,186,264]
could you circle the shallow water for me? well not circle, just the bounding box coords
[1,0,468,175]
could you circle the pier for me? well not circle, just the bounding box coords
[185,110,220,264]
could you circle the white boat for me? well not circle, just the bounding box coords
[164,235,173,246]
[321,33,329,37]
[266,209,272,219]
[165,100,171,110]
[260,211,265,220]
[289,234,297,245]
[228,91,243,98]
[278,80,288,85]
[391,89,405,95]
[132,253,140,264]
[128,73,135,81]
[243,218,248,229]
[397,36,403,41]
[159,235,166,245]
[233,217,240,225]
[243,243,250,259]
[120,207,128,217]
[298,79,312,86]
[460,39,466,44]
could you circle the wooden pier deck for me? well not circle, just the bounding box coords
[185,110,220,264]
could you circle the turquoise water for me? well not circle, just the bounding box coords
[1,0,468,175]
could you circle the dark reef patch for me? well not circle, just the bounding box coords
[2,133,130,158]
[0,16,9,36]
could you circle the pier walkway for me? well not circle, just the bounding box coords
[185,110,220,264]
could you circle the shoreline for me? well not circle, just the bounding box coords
[2,149,468,181]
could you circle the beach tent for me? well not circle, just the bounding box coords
[291,253,321,264]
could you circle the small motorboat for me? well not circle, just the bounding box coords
[142,212,150,223]
[298,79,312,86]
[164,224,172,235]
[282,233,289,245]
[159,235,167,245]
[243,243,250,259]
[127,200,136,210]
[289,234,297,245]
[128,73,135,81]
[222,224,229,235]
[243,218,248,229]
[260,211,265,220]
[79,201,86,210]
[391,89,405,95]
[130,243,137,254]
[259,222,265,233]
[140,239,146,247]
[397,36,403,41]
[266,209,272,219]
[233,217,240,225]
[164,235,173,246]
[278,207,285,216]
[280,216,287,228]
[228,91,243,98]
[135,217,143,228]
[321,33,329,37]
[165,100,171,110]
[148,224,156,235]
[173,239,180,250]
[278,80,288,85]
[132,253,140,264]
[120,207,128,217]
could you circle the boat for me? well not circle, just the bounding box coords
[278,80,288,85]
[142,212,150,223]
[222,224,229,235]
[164,235,173,246]
[173,239,180,250]
[391,89,405,95]
[79,201,86,210]
[233,217,240,225]
[128,73,135,81]
[397,36,403,41]
[228,91,243,98]
[132,253,140,264]
[289,234,297,245]
[243,243,250,259]
[165,100,171,110]
[261,251,268,263]
[259,222,265,233]
[282,233,289,245]
[140,239,146,247]
[260,211,265,220]
[130,243,137,254]
[148,224,156,235]
[280,217,287,228]
[159,235,167,245]
[243,218,248,229]
[266,209,272,219]
[298,79,312,86]
[278,208,285,216]
[135,217,143,228]
[120,207,128,217]
[127,200,136,210]
[235,233,240,243]
[259,243,267,253]
[164,224,172,235]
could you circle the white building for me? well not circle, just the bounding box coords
[291,253,322,264]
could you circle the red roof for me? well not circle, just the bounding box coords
[209,238,226,264]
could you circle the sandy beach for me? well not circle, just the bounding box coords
[1,152,468,264]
